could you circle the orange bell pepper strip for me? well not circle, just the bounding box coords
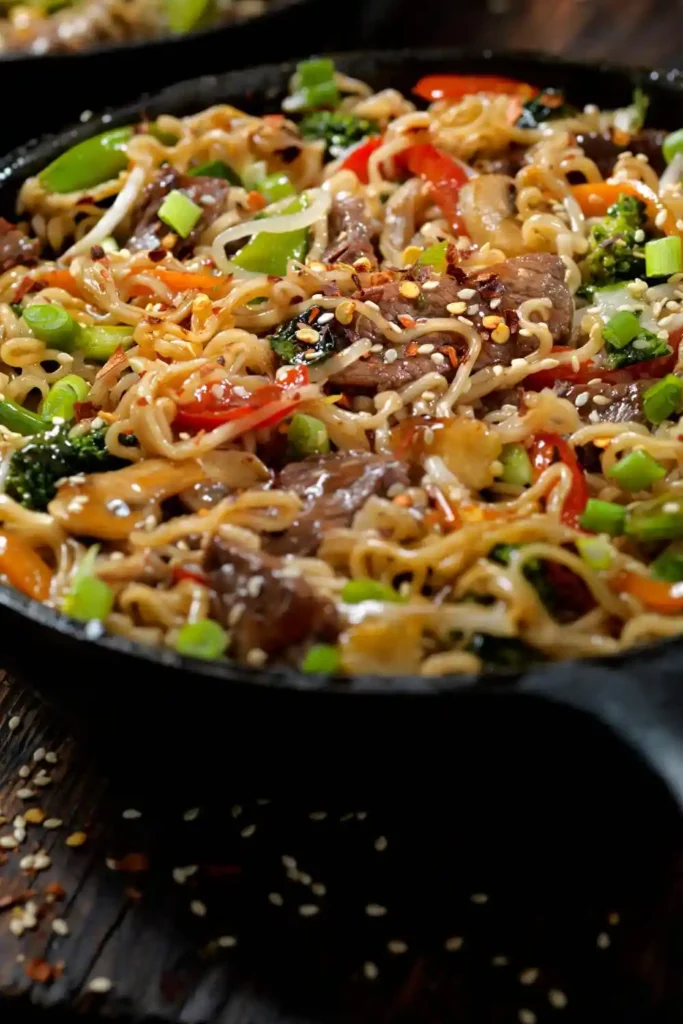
[0,532,52,601]
[611,570,683,614]
[571,181,682,237]
[127,269,230,298]
[413,74,538,103]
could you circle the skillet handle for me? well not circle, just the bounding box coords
[520,655,683,808]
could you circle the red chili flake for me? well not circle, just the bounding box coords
[13,276,36,302]
[398,314,417,329]
[25,959,58,984]
[405,342,419,357]
[446,262,467,283]
[90,245,105,261]
[136,397,149,407]
[262,114,285,128]
[0,889,36,911]
[149,247,167,263]
[503,308,519,333]
[172,565,209,587]
[442,345,459,368]
[267,275,282,283]
[246,190,267,212]
[74,401,98,422]
[115,853,149,873]
[95,345,128,380]
[206,864,242,878]
[307,306,320,323]
[44,882,65,899]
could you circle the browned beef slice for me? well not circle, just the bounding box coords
[557,379,650,424]
[575,128,667,178]
[268,452,411,556]
[126,167,229,256]
[323,196,379,266]
[0,218,41,272]
[205,539,339,660]
[328,254,572,392]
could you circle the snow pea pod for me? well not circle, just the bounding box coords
[39,127,133,194]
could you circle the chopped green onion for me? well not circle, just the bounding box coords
[576,535,615,570]
[62,546,113,623]
[606,448,667,490]
[287,413,329,458]
[341,578,405,603]
[643,374,683,424]
[651,544,683,582]
[602,309,642,350]
[40,374,89,422]
[23,303,78,352]
[663,128,683,165]
[296,57,336,87]
[579,498,626,536]
[417,240,447,273]
[241,161,268,189]
[625,494,683,541]
[175,619,229,659]
[189,159,240,184]
[39,127,132,194]
[498,443,532,487]
[158,190,203,238]
[0,398,48,436]
[166,0,212,33]
[100,236,119,254]
[301,644,341,674]
[77,325,134,363]
[256,173,294,204]
[232,195,309,276]
[645,235,682,278]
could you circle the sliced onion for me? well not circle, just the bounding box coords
[62,166,146,261]
[308,337,373,382]
[660,152,683,191]
[211,188,331,270]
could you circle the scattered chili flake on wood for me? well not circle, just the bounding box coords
[114,852,149,873]
[45,882,65,899]
[125,887,143,901]
[0,889,36,911]
[206,864,242,878]
[25,959,59,984]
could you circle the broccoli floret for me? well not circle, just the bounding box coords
[7,424,131,511]
[270,310,336,366]
[299,111,380,159]
[580,195,648,289]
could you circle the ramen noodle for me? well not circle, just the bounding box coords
[1,61,683,677]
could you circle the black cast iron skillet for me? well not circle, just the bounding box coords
[3,49,683,799]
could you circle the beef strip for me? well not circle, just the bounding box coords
[328,254,573,392]
[0,218,41,272]
[322,196,379,266]
[574,128,667,179]
[126,167,229,256]
[557,379,650,424]
[267,451,411,556]
[206,538,339,660]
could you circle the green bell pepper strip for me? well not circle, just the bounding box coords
[232,196,309,276]
[40,374,89,422]
[256,173,295,204]
[166,0,213,32]
[77,325,134,363]
[0,398,48,436]
[625,494,683,541]
[39,127,133,194]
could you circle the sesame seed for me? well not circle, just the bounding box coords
[18,766,30,779]
[519,1011,536,1024]
[374,835,388,852]
[519,968,539,985]
[470,893,488,904]
[218,935,237,948]
[66,831,87,847]
[467,304,479,315]
[298,904,319,916]
[299,872,312,885]
[240,824,256,838]
[574,391,590,408]
[246,648,267,667]
[431,352,446,365]
[9,919,25,937]
[23,809,45,824]
[365,903,387,917]
[369,343,383,353]
[655,210,668,229]
[16,789,35,801]
[363,961,378,980]
[384,349,398,364]
[445,936,463,951]
[388,940,408,954]
[84,620,104,641]
[457,315,474,326]
[417,343,435,354]
[33,852,51,871]
[183,807,200,822]
[446,301,467,315]
[311,882,326,896]
[172,865,198,885]
[52,918,69,936]
[490,297,502,309]
[663,502,680,514]
[45,752,58,765]
[421,279,439,291]
[43,818,63,830]
[363,300,380,311]
[597,931,611,949]
[8,716,21,732]
[88,977,113,994]
[190,900,207,917]
[309,811,327,820]
[268,892,284,906]
[492,955,509,966]
[511,358,527,370]
[317,312,334,324]
[19,855,35,870]
[399,281,420,299]
[588,410,600,423]
[33,773,52,788]
[122,809,142,820]
[282,855,297,869]
[549,989,568,1009]
[458,288,476,300]
[608,911,620,925]
[634,229,645,243]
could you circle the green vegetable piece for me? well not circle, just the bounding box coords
[147,122,180,146]
[581,194,647,289]
[23,303,79,352]
[269,310,335,366]
[301,644,341,674]
[645,235,682,278]
[516,87,576,129]
[241,161,268,189]
[603,320,670,370]
[40,374,89,422]
[257,173,294,204]
[39,127,133,194]
[175,619,229,659]
[602,310,642,349]
[189,160,240,185]
[576,535,615,570]
[643,374,683,424]
[296,58,336,87]
[233,196,309,276]
[288,413,329,458]
[467,633,542,671]
[62,545,113,623]
[499,443,532,487]
[625,494,683,542]
[158,189,203,238]
[0,398,48,436]
[166,0,212,33]
[606,448,667,490]
[341,578,405,603]
[663,128,683,165]
[651,544,683,582]
[77,325,134,363]
[579,498,626,536]
[298,111,380,158]
[417,241,448,273]
[6,424,129,511]
[305,81,340,110]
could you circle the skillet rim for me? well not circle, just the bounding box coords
[3,47,683,695]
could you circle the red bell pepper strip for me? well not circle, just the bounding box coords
[611,570,683,614]
[402,143,471,231]
[413,74,538,103]
[530,433,589,528]
[339,135,385,184]
[174,366,308,431]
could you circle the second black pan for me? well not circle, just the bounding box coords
[2,49,683,800]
